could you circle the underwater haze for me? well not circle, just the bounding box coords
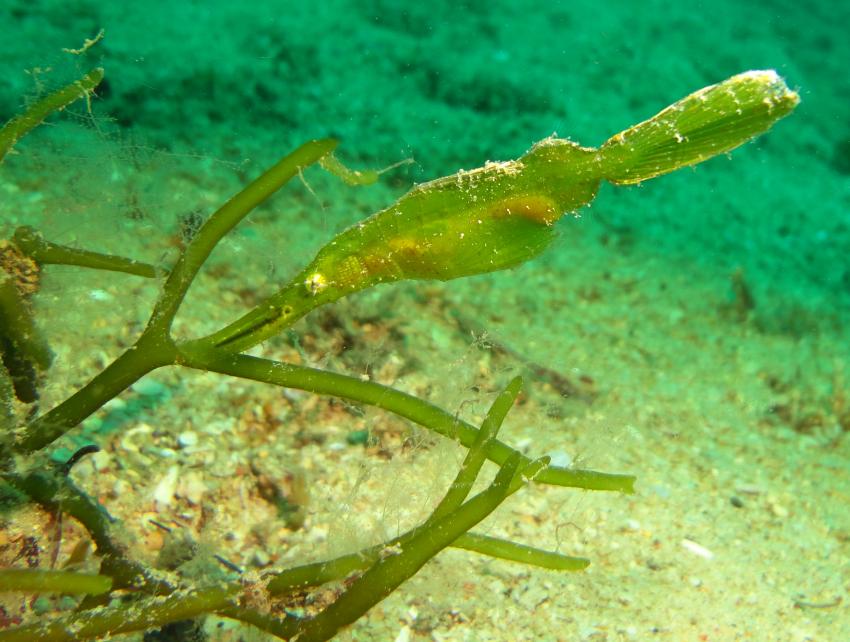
[1,0,849,640]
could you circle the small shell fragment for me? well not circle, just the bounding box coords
[681,538,714,560]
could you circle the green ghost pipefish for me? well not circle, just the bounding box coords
[195,70,798,354]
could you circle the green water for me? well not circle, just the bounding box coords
[1,1,848,640]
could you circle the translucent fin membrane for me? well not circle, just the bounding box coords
[599,70,799,185]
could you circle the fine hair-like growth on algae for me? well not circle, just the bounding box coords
[0,68,797,641]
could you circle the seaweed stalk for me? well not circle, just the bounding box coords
[0,68,104,163]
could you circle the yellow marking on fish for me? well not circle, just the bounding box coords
[490,195,559,226]
[333,255,366,290]
[305,272,328,295]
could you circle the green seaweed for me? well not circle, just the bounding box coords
[0,66,797,640]
[0,569,112,596]
[0,68,103,164]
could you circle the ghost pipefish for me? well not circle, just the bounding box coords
[188,70,798,355]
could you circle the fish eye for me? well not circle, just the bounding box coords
[304,272,328,295]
